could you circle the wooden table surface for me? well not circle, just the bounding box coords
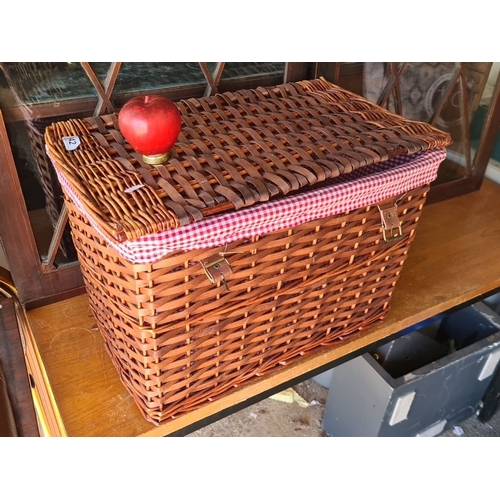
[25,179,500,437]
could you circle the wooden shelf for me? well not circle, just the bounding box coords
[24,179,500,436]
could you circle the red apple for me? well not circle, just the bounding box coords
[118,95,182,162]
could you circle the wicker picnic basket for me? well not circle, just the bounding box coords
[44,77,451,424]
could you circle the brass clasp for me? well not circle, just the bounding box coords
[200,256,233,291]
[378,203,403,242]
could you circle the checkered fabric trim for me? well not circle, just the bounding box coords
[51,148,446,264]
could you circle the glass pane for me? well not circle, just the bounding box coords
[3,110,79,266]
[0,67,15,107]
[0,62,101,104]
[470,62,500,169]
[221,62,285,82]
[112,62,208,95]
[360,62,495,187]
[110,63,285,96]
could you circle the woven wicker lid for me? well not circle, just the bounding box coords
[44,77,452,242]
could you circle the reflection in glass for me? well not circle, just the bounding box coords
[113,63,207,94]
[0,63,288,108]
[221,62,285,82]
[0,62,100,105]
[361,62,495,187]
[3,115,77,264]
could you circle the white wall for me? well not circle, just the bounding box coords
[484,63,500,185]
[482,62,500,105]
[486,161,500,185]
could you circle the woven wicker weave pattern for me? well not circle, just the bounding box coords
[43,78,450,425]
[44,78,451,243]
[64,184,428,423]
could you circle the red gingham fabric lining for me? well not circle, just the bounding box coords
[49,148,446,264]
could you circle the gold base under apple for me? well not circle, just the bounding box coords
[142,152,169,164]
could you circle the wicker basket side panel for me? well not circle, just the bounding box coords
[64,187,426,331]
[26,124,63,224]
[63,185,429,424]
[26,120,77,259]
